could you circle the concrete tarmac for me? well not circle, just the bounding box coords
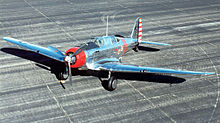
[0,0,220,122]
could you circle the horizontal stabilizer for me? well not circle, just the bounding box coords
[3,37,65,62]
[140,41,171,46]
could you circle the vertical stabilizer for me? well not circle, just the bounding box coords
[130,17,142,43]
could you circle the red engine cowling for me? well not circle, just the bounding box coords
[65,47,86,68]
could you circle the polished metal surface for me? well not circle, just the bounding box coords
[0,0,220,122]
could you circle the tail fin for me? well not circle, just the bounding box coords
[130,17,142,43]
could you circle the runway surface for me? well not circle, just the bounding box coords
[0,0,220,122]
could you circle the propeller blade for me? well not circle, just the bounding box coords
[65,43,88,86]
[68,61,72,85]
[70,43,88,58]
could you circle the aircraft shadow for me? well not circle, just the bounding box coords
[1,48,66,78]
[71,70,185,84]
[138,46,160,52]
[70,70,186,91]
[116,72,185,84]
[1,48,185,90]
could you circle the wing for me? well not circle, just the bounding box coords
[93,62,215,75]
[140,41,171,46]
[3,37,65,62]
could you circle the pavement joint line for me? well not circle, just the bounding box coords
[0,43,61,117]
[199,65,220,71]
[150,3,219,38]
[197,45,219,123]
[65,0,73,5]
[123,80,177,123]
[23,0,77,42]
[30,115,66,123]
[184,32,220,122]
[206,79,217,87]
[26,56,73,122]
[0,77,126,103]
[0,61,31,69]
[0,55,17,61]
[17,1,82,121]
[186,75,217,86]
[1,1,220,122]
[157,4,220,121]
[205,40,218,47]
[0,96,51,110]
[0,82,112,110]
[51,91,160,121]
[64,93,177,122]
[133,81,217,102]
[109,3,220,23]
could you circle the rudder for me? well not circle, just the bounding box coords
[130,17,142,43]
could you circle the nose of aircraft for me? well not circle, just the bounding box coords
[65,47,86,68]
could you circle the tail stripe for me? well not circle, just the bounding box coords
[131,17,143,43]
[138,17,142,42]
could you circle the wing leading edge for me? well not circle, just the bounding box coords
[3,37,65,62]
[94,62,215,75]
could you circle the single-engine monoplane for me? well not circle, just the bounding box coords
[3,17,215,91]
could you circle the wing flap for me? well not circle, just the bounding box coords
[3,37,65,62]
[95,62,215,75]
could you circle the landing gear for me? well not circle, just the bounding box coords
[56,66,69,89]
[133,45,139,52]
[99,71,118,91]
[58,66,69,81]
[107,76,118,91]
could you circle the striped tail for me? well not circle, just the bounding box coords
[131,17,142,43]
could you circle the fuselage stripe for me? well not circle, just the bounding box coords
[121,38,128,55]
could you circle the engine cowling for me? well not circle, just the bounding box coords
[65,47,86,68]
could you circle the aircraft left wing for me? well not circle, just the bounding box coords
[93,62,215,75]
[3,37,65,62]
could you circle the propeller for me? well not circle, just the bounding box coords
[69,43,88,58]
[68,61,72,85]
[65,43,88,85]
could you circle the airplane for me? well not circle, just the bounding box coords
[2,17,215,91]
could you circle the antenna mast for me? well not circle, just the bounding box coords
[106,16,108,36]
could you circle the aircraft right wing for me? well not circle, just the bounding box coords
[3,37,66,62]
[93,62,215,75]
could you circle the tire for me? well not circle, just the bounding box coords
[58,66,69,80]
[133,45,139,52]
[108,76,117,91]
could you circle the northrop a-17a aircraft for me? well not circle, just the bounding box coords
[3,17,215,91]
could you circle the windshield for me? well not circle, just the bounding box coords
[93,38,104,47]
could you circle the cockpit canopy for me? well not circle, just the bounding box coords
[93,36,118,47]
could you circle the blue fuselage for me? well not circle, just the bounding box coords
[83,36,136,69]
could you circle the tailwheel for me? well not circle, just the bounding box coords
[133,45,139,52]
[107,76,118,91]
